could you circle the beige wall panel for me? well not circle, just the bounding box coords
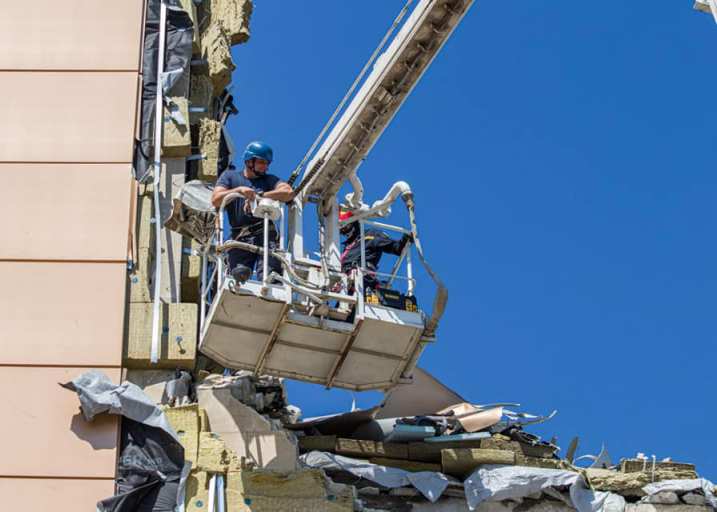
[0,478,115,509]
[0,262,126,366]
[0,164,133,261]
[0,367,121,477]
[0,0,144,71]
[0,72,138,162]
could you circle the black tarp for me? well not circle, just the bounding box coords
[98,418,186,512]
[134,0,194,182]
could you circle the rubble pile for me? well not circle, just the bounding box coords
[86,366,711,512]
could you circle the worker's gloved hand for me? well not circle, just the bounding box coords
[399,233,414,252]
[231,264,252,284]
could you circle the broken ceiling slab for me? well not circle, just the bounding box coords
[377,367,464,419]
[197,375,299,472]
[585,468,699,497]
[126,369,177,404]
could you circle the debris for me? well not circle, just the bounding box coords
[567,437,580,464]
[643,491,680,504]
[62,371,188,511]
[197,373,299,471]
[377,367,465,419]
[464,464,625,512]
[438,403,503,433]
[300,450,452,503]
[425,432,491,443]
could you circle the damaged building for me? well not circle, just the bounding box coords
[1,0,715,511]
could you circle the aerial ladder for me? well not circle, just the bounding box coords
[194,0,474,390]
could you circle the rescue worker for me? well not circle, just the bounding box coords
[211,141,293,282]
[339,209,412,292]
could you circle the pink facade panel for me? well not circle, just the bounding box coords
[0,262,126,367]
[0,0,144,71]
[0,72,138,163]
[0,367,121,478]
[0,478,115,509]
[0,164,132,261]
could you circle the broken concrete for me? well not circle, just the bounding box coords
[125,369,176,404]
[124,302,197,369]
[197,375,299,472]
[198,117,222,180]
[585,467,699,497]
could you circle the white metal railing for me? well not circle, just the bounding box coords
[150,1,168,365]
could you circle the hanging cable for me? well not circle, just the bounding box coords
[287,0,415,188]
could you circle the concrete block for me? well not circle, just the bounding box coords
[408,439,485,463]
[335,438,408,460]
[190,73,214,125]
[441,448,515,477]
[518,457,563,470]
[163,404,201,466]
[198,118,222,180]
[197,381,299,472]
[586,468,699,497]
[644,492,680,505]
[163,96,192,157]
[126,369,176,403]
[201,23,234,94]
[124,302,197,369]
[682,494,707,506]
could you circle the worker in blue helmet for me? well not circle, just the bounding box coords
[211,141,293,283]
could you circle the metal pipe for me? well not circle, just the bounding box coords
[345,170,365,208]
[200,248,208,331]
[207,474,216,512]
[262,216,269,287]
[217,474,226,512]
[361,219,412,235]
[150,0,168,365]
[406,246,414,295]
[386,244,408,288]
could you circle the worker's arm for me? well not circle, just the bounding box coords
[211,185,256,209]
[372,231,412,256]
[262,181,294,203]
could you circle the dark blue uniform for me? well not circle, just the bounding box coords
[341,228,405,291]
[216,169,282,281]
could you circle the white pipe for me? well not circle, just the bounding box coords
[150,0,168,365]
[262,216,269,287]
[207,474,216,512]
[217,474,226,512]
[406,245,414,295]
[200,248,208,331]
[345,170,365,208]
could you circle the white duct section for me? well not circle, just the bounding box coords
[343,181,413,222]
[344,171,365,208]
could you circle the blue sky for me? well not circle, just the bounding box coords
[227,2,717,477]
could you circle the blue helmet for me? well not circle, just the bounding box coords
[243,141,273,163]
